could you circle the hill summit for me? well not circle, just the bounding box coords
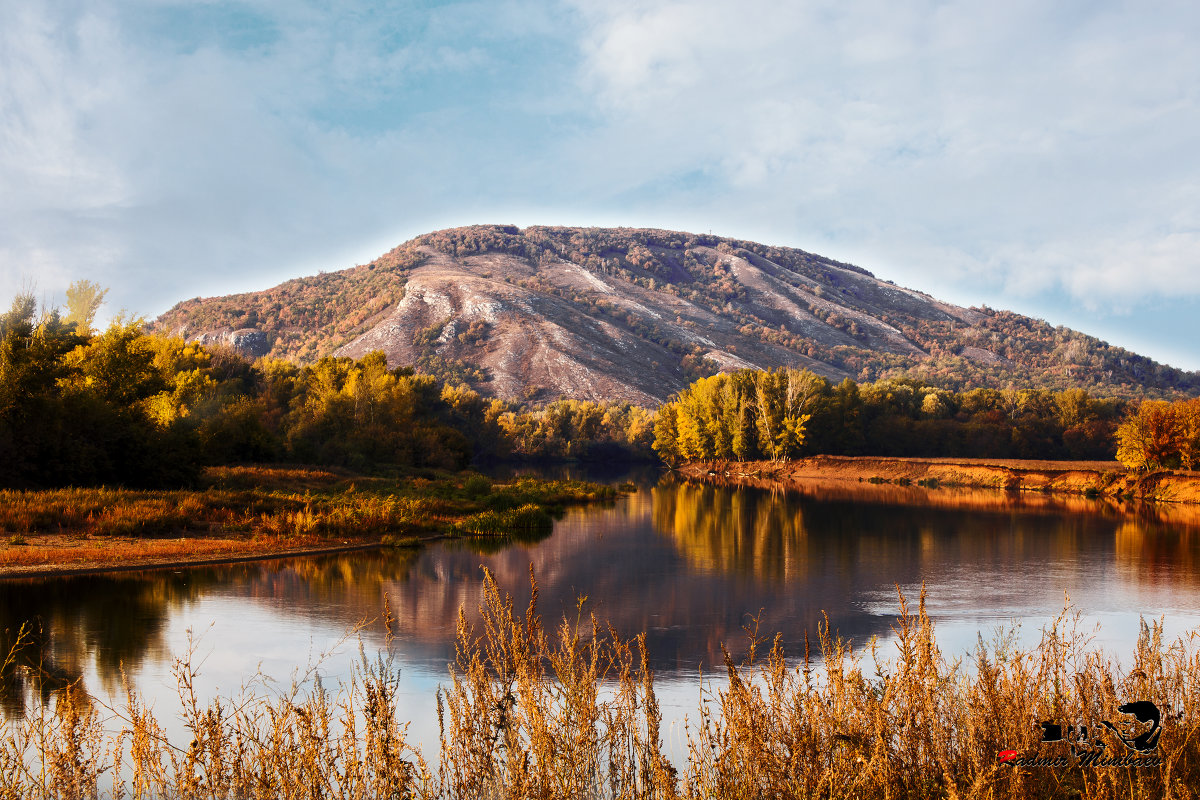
[154,225,1199,405]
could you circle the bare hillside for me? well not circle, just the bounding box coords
[153,225,1200,404]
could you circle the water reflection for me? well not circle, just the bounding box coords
[0,573,210,714]
[5,474,1200,720]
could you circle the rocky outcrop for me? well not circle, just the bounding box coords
[183,327,274,358]
[332,248,849,406]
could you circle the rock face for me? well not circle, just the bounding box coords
[153,224,1200,404]
[185,327,273,358]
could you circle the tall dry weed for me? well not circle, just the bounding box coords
[1,577,1199,799]
[436,567,675,800]
[684,588,1200,799]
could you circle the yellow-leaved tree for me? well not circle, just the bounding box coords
[1115,399,1197,472]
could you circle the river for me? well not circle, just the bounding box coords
[4,470,1200,762]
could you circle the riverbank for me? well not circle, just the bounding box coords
[0,465,621,579]
[678,455,1200,503]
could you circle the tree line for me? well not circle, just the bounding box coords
[0,292,651,488]
[5,288,1195,486]
[651,368,1126,465]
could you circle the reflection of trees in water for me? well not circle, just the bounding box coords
[0,538,632,717]
[9,480,1200,714]
[652,476,1200,593]
[1114,521,1200,588]
[654,481,819,582]
[645,476,1200,664]
[0,573,210,716]
[0,551,426,718]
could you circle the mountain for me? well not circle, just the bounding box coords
[152,225,1200,405]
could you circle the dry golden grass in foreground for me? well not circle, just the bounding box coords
[2,572,1200,799]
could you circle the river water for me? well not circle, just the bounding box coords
[5,471,1200,761]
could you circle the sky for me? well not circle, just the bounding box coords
[2,0,1199,370]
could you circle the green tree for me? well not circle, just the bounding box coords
[62,318,164,406]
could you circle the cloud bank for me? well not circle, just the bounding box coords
[2,0,1198,367]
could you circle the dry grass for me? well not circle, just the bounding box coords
[0,468,619,573]
[682,593,1200,800]
[2,574,1199,799]
[0,484,435,542]
[0,535,323,571]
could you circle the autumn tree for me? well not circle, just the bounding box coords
[1178,398,1200,471]
[63,280,108,335]
[1116,401,1183,471]
[652,368,819,463]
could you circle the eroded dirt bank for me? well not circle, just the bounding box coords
[678,456,1200,504]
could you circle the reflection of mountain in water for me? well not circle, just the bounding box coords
[383,487,903,674]
[7,476,1200,715]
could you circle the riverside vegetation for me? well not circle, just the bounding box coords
[0,466,616,573]
[2,570,1199,799]
[0,288,637,568]
[0,290,653,491]
[649,367,1200,474]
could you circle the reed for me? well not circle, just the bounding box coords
[452,504,554,536]
[2,574,1198,799]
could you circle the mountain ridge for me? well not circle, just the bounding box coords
[152,224,1200,404]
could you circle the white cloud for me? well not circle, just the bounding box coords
[568,0,1200,314]
[0,7,130,212]
[0,1,528,316]
[2,0,1198,368]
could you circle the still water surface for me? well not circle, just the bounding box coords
[5,473,1200,757]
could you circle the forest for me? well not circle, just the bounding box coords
[0,292,651,489]
[650,367,1127,465]
[4,286,1196,490]
[651,366,1200,472]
